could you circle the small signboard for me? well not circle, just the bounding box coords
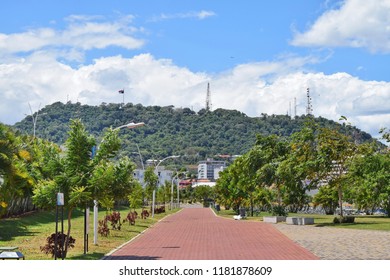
[57,193,64,206]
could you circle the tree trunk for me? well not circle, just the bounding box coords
[250,197,254,217]
[64,207,73,259]
[338,186,343,217]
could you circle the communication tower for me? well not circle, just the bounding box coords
[205,82,212,111]
[306,88,313,116]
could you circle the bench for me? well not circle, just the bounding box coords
[0,247,25,260]
[0,251,25,260]
[263,216,286,223]
[286,217,314,225]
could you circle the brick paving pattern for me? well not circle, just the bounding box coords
[273,223,390,260]
[104,207,318,260]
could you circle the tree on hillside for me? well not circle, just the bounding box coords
[380,127,390,143]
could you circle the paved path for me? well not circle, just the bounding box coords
[273,223,390,260]
[105,208,318,260]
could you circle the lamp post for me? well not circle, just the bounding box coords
[171,171,183,209]
[152,155,180,217]
[92,121,144,246]
[28,102,46,138]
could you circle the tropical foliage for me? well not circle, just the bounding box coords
[30,119,137,258]
[13,101,374,165]
[215,119,390,218]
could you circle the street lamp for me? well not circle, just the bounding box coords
[152,155,180,217]
[28,102,46,138]
[171,172,179,210]
[92,121,144,246]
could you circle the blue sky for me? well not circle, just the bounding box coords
[1,0,390,140]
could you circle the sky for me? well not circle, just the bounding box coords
[1,0,390,141]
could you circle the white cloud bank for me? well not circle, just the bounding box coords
[291,0,390,53]
[1,52,389,139]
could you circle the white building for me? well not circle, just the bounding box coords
[133,166,174,187]
[197,159,226,181]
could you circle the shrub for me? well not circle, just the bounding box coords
[153,206,165,214]
[123,211,138,225]
[333,216,355,224]
[269,205,287,216]
[98,219,110,237]
[40,233,75,258]
[106,211,122,230]
[98,211,122,237]
[141,209,149,219]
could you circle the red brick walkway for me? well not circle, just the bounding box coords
[105,208,318,260]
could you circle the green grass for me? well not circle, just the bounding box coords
[0,206,180,260]
[214,208,390,231]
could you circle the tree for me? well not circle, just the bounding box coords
[144,166,158,202]
[215,159,246,212]
[127,182,144,211]
[316,127,356,217]
[346,144,390,216]
[312,185,339,214]
[157,180,171,205]
[194,185,214,207]
[379,127,390,143]
[280,122,320,212]
[33,119,132,258]
[0,124,34,216]
[254,134,289,215]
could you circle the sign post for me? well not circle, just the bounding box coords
[55,193,64,260]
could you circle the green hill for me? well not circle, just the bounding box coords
[12,101,374,166]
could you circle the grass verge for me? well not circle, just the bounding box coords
[0,206,180,260]
[214,208,390,231]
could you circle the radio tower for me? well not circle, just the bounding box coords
[306,88,313,116]
[205,82,212,111]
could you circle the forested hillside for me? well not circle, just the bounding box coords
[13,102,373,165]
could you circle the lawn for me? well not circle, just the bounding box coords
[214,208,390,231]
[0,206,180,260]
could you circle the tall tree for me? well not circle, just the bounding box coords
[33,119,133,258]
[144,166,158,202]
[316,127,356,217]
[346,144,390,216]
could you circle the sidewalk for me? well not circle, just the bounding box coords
[273,223,390,259]
[104,207,318,260]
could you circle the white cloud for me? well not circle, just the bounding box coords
[0,15,144,57]
[149,10,216,22]
[291,0,390,53]
[1,52,389,140]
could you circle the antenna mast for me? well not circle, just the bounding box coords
[206,82,212,111]
[306,88,313,115]
[294,97,297,118]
